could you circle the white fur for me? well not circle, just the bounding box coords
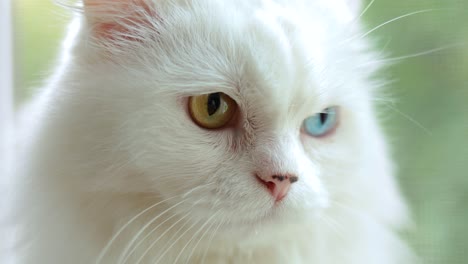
[4,0,413,263]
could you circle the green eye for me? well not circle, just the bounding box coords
[189,93,238,129]
[303,107,338,137]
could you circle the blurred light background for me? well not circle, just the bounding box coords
[12,0,468,263]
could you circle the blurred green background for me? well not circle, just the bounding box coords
[13,0,468,263]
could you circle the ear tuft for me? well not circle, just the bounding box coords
[82,0,156,40]
[83,0,150,14]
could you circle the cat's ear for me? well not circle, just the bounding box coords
[82,0,157,40]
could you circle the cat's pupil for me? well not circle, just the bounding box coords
[207,93,221,116]
[319,112,328,124]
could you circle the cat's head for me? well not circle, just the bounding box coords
[66,0,403,237]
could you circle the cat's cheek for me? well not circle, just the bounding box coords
[290,178,329,211]
[299,125,340,147]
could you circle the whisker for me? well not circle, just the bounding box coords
[383,102,432,135]
[134,212,195,264]
[95,194,179,263]
[117,182,213,262]
[360,9,435,39]
[336,0,377,40]
[201,215,225,263]
[173,210,221,263]
[184,213,219,264]
[373,36,393,59]
[119,211,180,264]
[342,9,435,45]
[358,0,376,19]
[357,42,466,67]
[120,195,208,263]
[182,182,214,198]
[152,217,204,264]
[329,200,368,220]
[318,214,345,238]
[117,197,189,263]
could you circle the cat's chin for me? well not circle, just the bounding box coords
[215,200,318,232]
[210,205,319,244]
[182,185,325,230]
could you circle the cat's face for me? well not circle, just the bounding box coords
[75,0,379,234]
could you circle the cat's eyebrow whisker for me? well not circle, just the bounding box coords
[173,209,222,263]
[357,0,377,20]
[357,42,467,67]
[344,0,378,31]
[341,9,435,46]
[95,194,181,263]
[360,9,435,39]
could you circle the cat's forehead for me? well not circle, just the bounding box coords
[180,0,358,110]
[113,0,368,117]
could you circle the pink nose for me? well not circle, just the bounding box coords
[256,174,298,202]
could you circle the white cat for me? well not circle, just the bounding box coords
[4,0,414,263]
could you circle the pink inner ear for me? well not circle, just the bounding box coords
[83,0,151,13]
[83,0,156,40]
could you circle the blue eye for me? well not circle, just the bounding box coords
[303,107,338,137]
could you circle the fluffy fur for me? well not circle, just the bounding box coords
[5,0,413,263]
